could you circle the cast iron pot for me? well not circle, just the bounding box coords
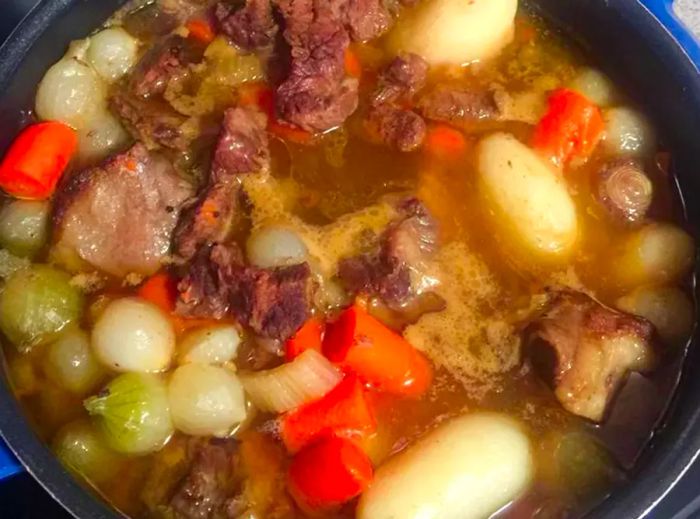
[0,0,699,517]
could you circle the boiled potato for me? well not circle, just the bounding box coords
[358,412,533,519]
[477,133,578,259]
[612,223,694,288]
[35,57,106,130]
[86,27,139,82]
[617,286,694,347]
[386,0,517,66]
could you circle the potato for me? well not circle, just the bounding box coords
[612,223,694,288]
[386,0,517,66]
[357,412,533,519]
[86,28,139,82]
[477,133,578,259]
[602,107,654,157]
[617,286,694,347]
[35,57,106,130]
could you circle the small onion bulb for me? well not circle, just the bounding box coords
[177,324,241,365]
[168,363,247,436]
[602,107,654,157]
[86,28,139,82]
[44,328,104,395]
[78,109,130,163]
[246,226,308,268]
[92,298,175,373]
[569,68,617,107]
[596,160,653,225]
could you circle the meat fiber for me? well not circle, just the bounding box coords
[525,289,657,422]
[52,143,193,277]
[215,0,278,51]
[418,87,500,126]
[365,104,426,152]
[371,53,429,107]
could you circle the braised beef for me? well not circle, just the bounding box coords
[110,91,196,150]
[177,243,312,340]
[365,104,426,152]
[371,53,429,106]
[215,0,278,51]
[52,143,193,277]
[130,35,202,99]
[525,290,657,422]
[339,198,438,309]
[158,0,217,25]
[418,87,500,126]
[212,106,270,182]
[340,0,392,41]
[595,158,653,225]
[274,0,359,131]
[170,439,240,519]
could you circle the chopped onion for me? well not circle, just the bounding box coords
[178,324,241,365]
[240,349,342,413]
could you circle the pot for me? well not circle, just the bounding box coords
[0,1,698,518]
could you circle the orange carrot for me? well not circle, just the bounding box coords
[323,304,433,396]
[532,88,604,168]
[344,48,363,78]
[280,374,376,453]
[0,122,77,199]
[424,124,468,158]
[288,436,373,511]
[186,19,216,44]
[286,318,324,361]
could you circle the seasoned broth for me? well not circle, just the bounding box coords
[0,1,695,518]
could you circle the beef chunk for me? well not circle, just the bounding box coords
[174,107,269,259]
[110,91,196,150]
[215,0,278,51]
[341,0,392,41]
[365,104,426,152]
[525,290,657,422]
[595,158,653,225]
[274,0,359,131]
[130,35,202,99]
[52,143,193,277]
[170,439,240,519]
[418,87,500,126]
[371,53,428,106]
[212,106,270,182]
[339,198,438,309]
[178,244,312,340]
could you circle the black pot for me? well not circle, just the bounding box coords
[0,1,699,518]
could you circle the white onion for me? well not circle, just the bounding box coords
[602,107,654,157]
[569,68,617,107]
[44,328,104,395]
[92,298,175,373]
[614,223,694,288]
[78,109,130,163]
[35,57,106,130]
[246,226,309,268]
[86,28,139,82]
[168,363,247,436]
[240,349,342,413]
[178,324,241,365]
[0,199,49,258]
[617,286,694,347]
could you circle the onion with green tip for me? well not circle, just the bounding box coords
[84,373,173,455]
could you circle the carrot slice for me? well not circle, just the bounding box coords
[424,124,468,158]
[532,88,604,168]
[288,435,373,511]
[323,304,433,396]
[344,48,363,78]
[285,318,324,361]
[186,19,216,44]
[0,121,77,199]
[280,374,376,453]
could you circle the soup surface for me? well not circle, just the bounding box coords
[0,0,695,518]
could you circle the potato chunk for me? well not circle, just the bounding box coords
[386,0,517,66]
[477,133,578,260]
[357,412,532,519]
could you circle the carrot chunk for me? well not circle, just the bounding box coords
[280,374,376,453]
[323,304,433,396]
[185,19,216,44]
[424,124,468,158]
[344,48,363,78]
[137,273,178,314]
[288,435,373,511]
[285,318,324,361]
[532,88,604,168]
[0,121,77,199]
